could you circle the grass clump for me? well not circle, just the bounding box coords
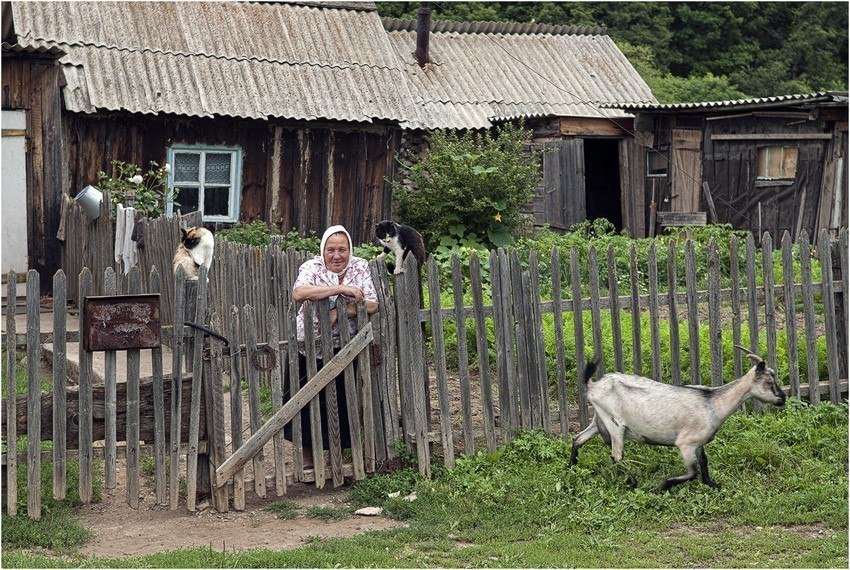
[304,505,351,521]
[265,499,298,520]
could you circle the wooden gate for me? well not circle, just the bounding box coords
[669,128,703,213]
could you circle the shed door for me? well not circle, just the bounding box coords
[2,110,29,274]
[669,129,702,212]
[543,139,586,229]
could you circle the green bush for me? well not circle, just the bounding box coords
[217,221,283,247]
[394,122,543,252]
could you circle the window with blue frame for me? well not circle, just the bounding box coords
[167,146,242,222]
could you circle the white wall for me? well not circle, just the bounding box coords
[2,109,29,274]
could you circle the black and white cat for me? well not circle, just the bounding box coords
[375,220,426,275]
[172,226,214,281]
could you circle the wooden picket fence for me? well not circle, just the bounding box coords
[2,228,847,518]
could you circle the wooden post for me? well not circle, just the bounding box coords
[629,245,642,376]
[550,248,569,440]
[266,307,287,496]
[77,268,93,505]
[666,241,682,386]
[149,267,167,505]
[102,268,118,491]
[318,300,344,488]
[169,266,186,510]
[570,248,587,427]
[228,306,246,510]
[707,240,722,387]
[27,271,42,519]
[685,240,701,385]
[729,236,743,380]
[427,257,454,467]
[243,304,267,496]
[451,255,474,453]
[799,231,820,405]
[126,267,142,509]
[186,267,208,510]
[780,232,800,397]
[5,273,17,516]
[469,252,496,452]
[607,245,624,373]
[647,243,661,382]
[52,270,68,500]
[818,230,841,404]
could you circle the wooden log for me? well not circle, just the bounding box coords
[629,245,642,376]
[607,245,624,373]
[303,301,325,488]
[27,271,42,519]
[729,236,743,379]
[354,302,372,477]
[77,268,93,505]
[529,252,550,434]
[666,241,681,386]
[509,252,532,429]
[818,230,841,405]
[707,240,722,387]
[186,266,209,510]
[451,255,475,452]
[799,231,820,405]
[243,304,267,497]
[570,248,588,427]
[101,268,117,491]
[208,313,229,512]
[52,271,67,500]
[647,243,661,381]
[228,306,246,509]
[427,257,454,467]
[266,307,287,496]
[169,266,186,510]
[781,233,800,397]
[685,240,700,385]
[551,248,568,440]
[149,267,167,505]
[762,233,778,373]
[5,273,17,516]
[318,300,344,488]
[126,267,142,509]
[214,324,373,488]
[470,252,496,452]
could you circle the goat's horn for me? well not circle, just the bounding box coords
[733,344,763,364]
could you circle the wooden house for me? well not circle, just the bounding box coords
[611,92,848,240]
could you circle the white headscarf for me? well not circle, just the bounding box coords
[319,225,353,276]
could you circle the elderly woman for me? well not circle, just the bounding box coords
[285,225,379,469]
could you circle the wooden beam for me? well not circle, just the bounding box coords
[657,211,707,227]
[560,117,627,137]
[710,133,832,141]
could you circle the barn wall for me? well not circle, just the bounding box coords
[61,113,399,246]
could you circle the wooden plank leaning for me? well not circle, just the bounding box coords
[27,270,42,518]
[149,266,167,505]
[214,323,373,488]
[550,248,569,440]
[77,267,93,505]
[470,252,496,452]
[780,232,800,397]
[126,267,142,509]
[818,230,841,404]
[169,266,186,510]
[798,231,820,405]
[6,272,18,516]
[427,257,455,467]
[185,267,208,510]
[102,268,118,491]
[52,270,68,500]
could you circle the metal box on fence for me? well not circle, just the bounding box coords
[82,294,161,351]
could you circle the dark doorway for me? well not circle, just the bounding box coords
[584,139,623,231]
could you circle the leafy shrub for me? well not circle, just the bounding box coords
[218,221,283,247]
[99,160,175,218]
[394,122,543,251]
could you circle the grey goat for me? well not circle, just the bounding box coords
[569,346,786,491]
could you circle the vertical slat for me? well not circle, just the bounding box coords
[370,259,397,456]
[707,240,722,387]
[762,233,778,373]
[452,255,475,452]
[666,241,681,386]
[228,306,246,510]
[799,231,820,405]
[52,270,67,500]
[364,261,388,465]
[286,297,304,479]
[102,268,117,490]
[745,233,760,355]
[355,302,374,476]
[5,272,17,516]
[186,268,209,510]
[317,300,344,488]
[588,247,604,379]
[303,301,326,487]
[243,303,268,496]
[840,228,849,380]
[647,243,661,381]
[521,271,541,429]
[393,267,415,455]
[149,267,167,504]
[427,257,454,467]
[570,248,588,428]
[550,248,569,440]
[77,268,93,504]
[489,250,510,440]
[629,245,642,376]
[529,252,550,434]
[335,296,365,481]
[126,266,142,509]
[781,232,800,397]
[607,245,624,372]
[470,252,496,452]
[266,307,287,495]
[402,254,430,476]
[685,240,701,385]
[26,270,42,519]
[498,248,519,435]
[729,236,743,379]
[818,230,840,404]
[169,266,186,510]
[509,252,531,429]
[208,313,229,512]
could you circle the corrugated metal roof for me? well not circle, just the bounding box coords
[12,1,419,123]
[605,92,849,113]
[381,17,606,37]
[386,26,656,129]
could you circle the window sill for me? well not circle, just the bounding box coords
[754,179,795,187]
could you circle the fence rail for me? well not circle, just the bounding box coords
[3,228,846,518]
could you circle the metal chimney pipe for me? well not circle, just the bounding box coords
[415,3,431,68]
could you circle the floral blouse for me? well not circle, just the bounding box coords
[294,255,378,348]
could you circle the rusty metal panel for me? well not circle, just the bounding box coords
[82,294,161,352]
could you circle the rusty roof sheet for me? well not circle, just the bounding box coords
[12,1,419,123]
[385,22,656,129]
[605,92,849,113]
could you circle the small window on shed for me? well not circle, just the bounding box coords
[646,146,668,177]
[757,146,798,180]
[166,146,242,222]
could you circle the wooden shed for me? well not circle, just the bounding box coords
[611,92,849,240]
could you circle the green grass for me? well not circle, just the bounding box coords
[265,499,298,520]
[304,505,351,521]
[3,399,845,568]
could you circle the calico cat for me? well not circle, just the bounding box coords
[375,220,426,275]
[172,226,214,281]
